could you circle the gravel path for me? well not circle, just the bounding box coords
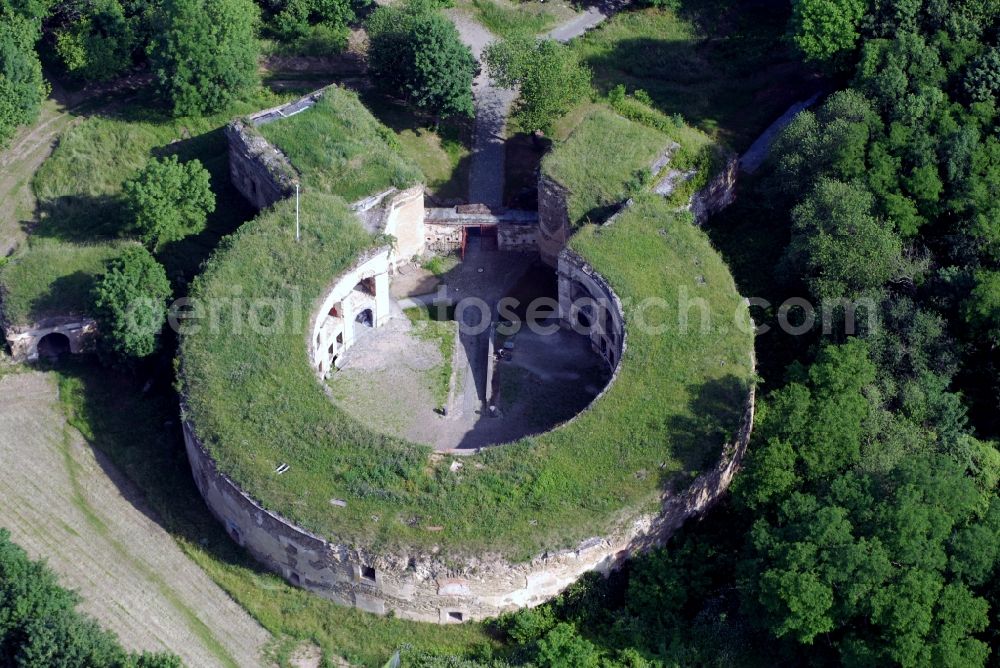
[447,3,629,207]
[0,372,271,668]
[545,0,628,42]
[447,10,516,207]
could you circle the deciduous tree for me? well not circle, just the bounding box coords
[123,155,215,251]
[484,37,591,135]
[148,0,259,116]
[92,245,172,360]
[367,0,476,120]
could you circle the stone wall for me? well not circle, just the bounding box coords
[424,222,464,255]
[308,247,392,376]
[380,188,426,264]
[5,317,98,362]
[557,250,626,370]
[536,175,571,267]
[688,155,738,225]
[497,222,538,252]
[225,121,297,211]
[182,374,753,623]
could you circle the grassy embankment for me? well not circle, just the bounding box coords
[568,0,811,152]
[179,101,753,558]
[257,90,423,202]
[0,240,131,327]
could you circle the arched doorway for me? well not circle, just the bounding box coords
[36,332,71,360]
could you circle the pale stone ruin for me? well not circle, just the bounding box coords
[5,317,97,362]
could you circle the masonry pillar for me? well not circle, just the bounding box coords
[374,271,391,327]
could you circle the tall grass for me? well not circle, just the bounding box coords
[257,90,424,202]
[470,0,559,39]
[542,106,670,225]
[0,239,130,326]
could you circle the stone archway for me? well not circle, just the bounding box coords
[36,332,71,360]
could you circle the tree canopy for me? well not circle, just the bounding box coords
[0,6,48,146]
[148,0,259,116]
[123,155,215,251]
[484,36,591,134]
[366,0,476,120]
[92,245,172,361]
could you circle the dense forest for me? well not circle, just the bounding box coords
[1,0,999,664]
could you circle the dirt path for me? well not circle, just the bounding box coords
[446,10,516,208]
[0,372,271,667]
[0,97,76,256]
[545,0,629,42]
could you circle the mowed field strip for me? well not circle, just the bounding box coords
[0,372,271,668]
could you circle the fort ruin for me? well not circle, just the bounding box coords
[180,86,755,623]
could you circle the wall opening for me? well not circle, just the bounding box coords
[448,611,464,622]
[361,565,376,582]
[355,309,374,328]
[36,332,71,360]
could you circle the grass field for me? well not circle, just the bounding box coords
[0,371,272,667]
[257,89,423,202]
[569,0,814,151]
[0,239,129,326]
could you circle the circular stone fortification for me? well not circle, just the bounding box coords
[179,192,755,622]
[318,243,615,451]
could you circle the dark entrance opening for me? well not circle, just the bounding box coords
[37,332,71,360]
[355,309,374,328]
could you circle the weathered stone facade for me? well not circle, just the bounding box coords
[308,247,392,377]
[181,373,754,623]
[536,175,572,267]
[688,155,739,225]
[557,249,626,370]
[4,317,98,362]
[225,120,297,210]
[423,207,539,255]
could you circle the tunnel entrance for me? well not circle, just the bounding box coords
[36,332,71,360]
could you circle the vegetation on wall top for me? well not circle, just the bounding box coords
[179,190,753,558]
[0,240,130,327]
[257,88,425,202]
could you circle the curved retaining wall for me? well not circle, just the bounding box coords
[182,357,755,624]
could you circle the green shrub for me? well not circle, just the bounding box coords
[367,0,477,120]
[92,245,173,361]
[123,155,216,251]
